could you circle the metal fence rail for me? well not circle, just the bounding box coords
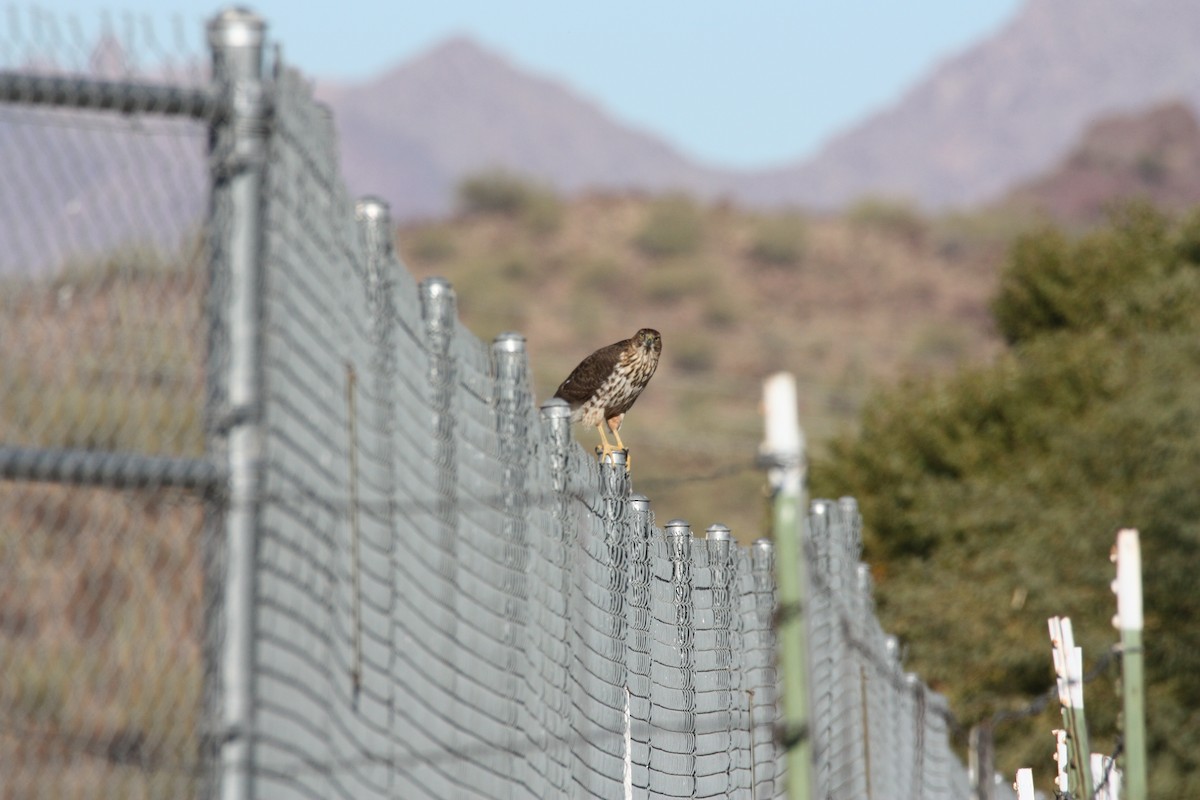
[0,7,979,800]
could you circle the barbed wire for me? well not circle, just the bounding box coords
[635,458,760,490]
[988,647,1119,731]
[1082,735,1123,800]
[769,594,1123,750]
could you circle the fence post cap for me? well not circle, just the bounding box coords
[206,7,266,47]
[355,195,390,222]
[885,635,901,664]
[857,563,873,594]
[600,448,626,468]
[420,276,454,298]
[492,332,526,353]
[665,518,691,535]
[751,538,774,570]
[629,493,651,511]
[539,397,571,419]
[706,523,732,541]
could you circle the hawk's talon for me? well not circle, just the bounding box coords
[605,415,631,471]
[593,445,631,472]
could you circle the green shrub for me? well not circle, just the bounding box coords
[577,257,624,295]
[634,194,704,258]
[521,189,564,235]
[748,214,807,267]
[907,323,971,368]
[407,226,457,264]
[457,169,536,215]
[991,202,1196,345]
[813,206,1200,793]
[931,208,1038,260]
[847,195,927,242]
[702,294,740,328]
[449,252,532,339]
[642,260,715,304]
[672,337,715,374]
[456,169,563,233]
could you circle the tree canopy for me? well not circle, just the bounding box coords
[812,204,1200,794]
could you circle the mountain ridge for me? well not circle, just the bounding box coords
[766,0,1200,209]
[316,0,1200,217]
[316,37,735,219]
[1002,102,1200,226]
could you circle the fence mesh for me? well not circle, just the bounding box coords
[0,8,212,799]
[803,498,1010,800]
[235,62,786,799]
[0,7,986,800]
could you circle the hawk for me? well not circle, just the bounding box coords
[554,328,662,464]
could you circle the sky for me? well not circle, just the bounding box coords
[32,0,1023,169]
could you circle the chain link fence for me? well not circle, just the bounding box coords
[0,7,214,799]
[235,40,786,796]
[0,6,981,799]
[803,499,1013,800]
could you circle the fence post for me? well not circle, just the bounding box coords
[747,538,779,800]
[581,431,631,794]
[969,723,995,800]
[1113,528,1146,800]
[205,9,268,800]
[650,519,697,798]
[626,494,654,798]
[539,396,576,794]
[760,373,811,800]
[493,331,532,793]
[1054,729,1070,798]
[356,195,401,788]
[420,277,461,619]
[1014,768,1035,800]
[704,523,737,798]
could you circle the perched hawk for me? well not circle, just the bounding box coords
[554,328,662,464]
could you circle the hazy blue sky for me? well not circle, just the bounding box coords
[38,0,1023,168]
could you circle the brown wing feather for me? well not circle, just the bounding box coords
[554,338,629,406]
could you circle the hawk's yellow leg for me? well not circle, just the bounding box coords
[607,414,626,450]
[594,423,616,462]
[605,414,631,471]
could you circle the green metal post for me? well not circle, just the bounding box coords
[762,373,811,800]
[1114,529,1147,800]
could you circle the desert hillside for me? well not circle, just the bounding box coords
[396,181,1012,537]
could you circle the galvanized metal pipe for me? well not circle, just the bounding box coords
[0,445,224,490]
[206,9,268,800]
[0,71,219,118]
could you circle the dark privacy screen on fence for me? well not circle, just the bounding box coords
[0,7,979,800]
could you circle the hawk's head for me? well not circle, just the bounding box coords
[634,328,662,356]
